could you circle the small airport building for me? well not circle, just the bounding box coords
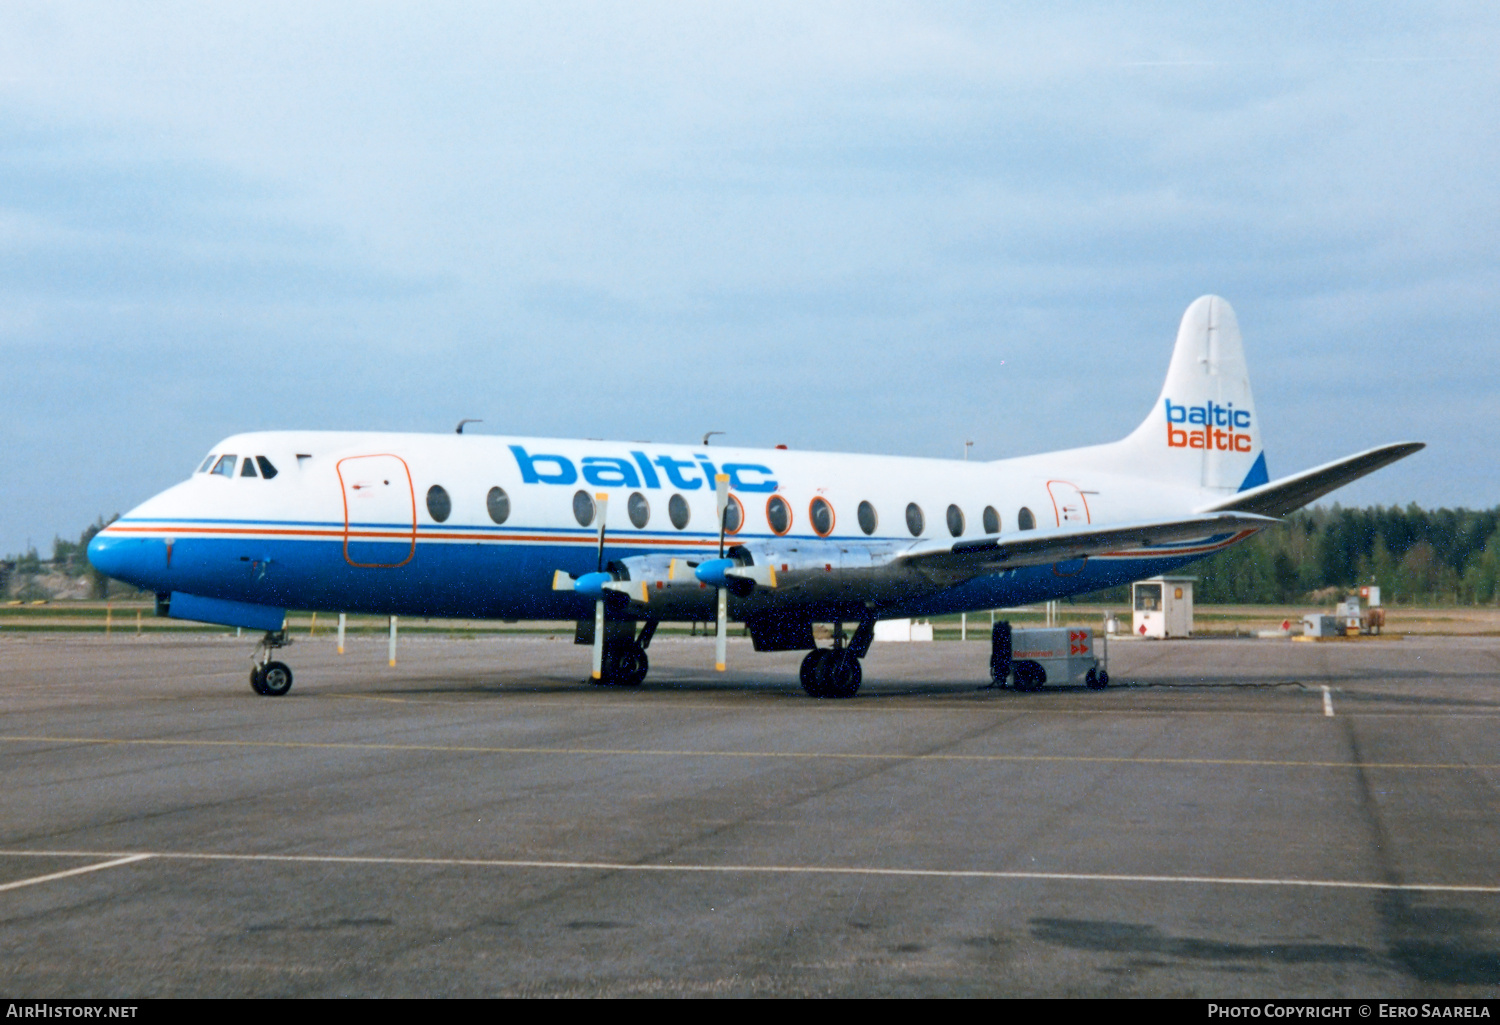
[1131,576,1195,638]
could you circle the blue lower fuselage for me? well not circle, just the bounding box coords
[88,519,1208,623]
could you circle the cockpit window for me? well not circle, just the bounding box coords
[255,456,279,479]
[241,457,258,477]
[211,455,237,477]
[198,454,216,473]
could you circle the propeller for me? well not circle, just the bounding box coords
[714,473,729,672]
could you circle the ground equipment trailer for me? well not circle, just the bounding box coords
[990,624,1108,691]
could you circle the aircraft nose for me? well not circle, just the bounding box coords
[87,533,158,591]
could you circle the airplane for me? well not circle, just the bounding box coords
[87,296,1422,699]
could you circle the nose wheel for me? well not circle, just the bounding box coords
[249,630,295,696]
[251,661,294,696]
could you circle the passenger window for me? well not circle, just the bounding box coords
[487,486,511,525]
[198,454,216,473]
[573,490,597,527]
[905,503,925,536]
[983,506,1000,534]
[809,497,834,537]
[628,491,650,529]
[946,504,965,537]
[256,456,278,479]
[857,500,877,535]
[211,455,237,477]
[427,484,452,523]
[240,457,258,477]
[766,496,791,535]
[1018,507,1036,530]
[668,493,691,530]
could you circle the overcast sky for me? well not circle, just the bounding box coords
[2,2,1496,555]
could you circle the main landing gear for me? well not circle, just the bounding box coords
[798,619,870,699]
[592,620,656,688]
[250,630,294,696]
[596,639,649,688]
[799,647,861,698]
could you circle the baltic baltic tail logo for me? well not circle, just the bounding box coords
[1164,399,1253,452]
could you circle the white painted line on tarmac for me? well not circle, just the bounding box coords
[0,853,153,894]
[2,849,1497,895]
[1322,686,1334,717]
[2,734,1494,772]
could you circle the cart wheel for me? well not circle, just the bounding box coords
[1085,667,1107,690]
[1013,660,1045,692]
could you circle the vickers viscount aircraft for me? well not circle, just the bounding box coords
[88,296,1421,698]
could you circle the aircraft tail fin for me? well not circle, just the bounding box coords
[1114,295,1267,495]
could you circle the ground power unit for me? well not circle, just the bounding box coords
[990,625,1108,692]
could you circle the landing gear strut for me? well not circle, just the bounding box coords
[250,630,294,696]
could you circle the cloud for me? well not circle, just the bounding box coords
[0,3,1497,552]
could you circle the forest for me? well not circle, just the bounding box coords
[1102,504,1500,605]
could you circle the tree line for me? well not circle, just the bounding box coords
[6,505,1500,606]
[1122,504,1500,605]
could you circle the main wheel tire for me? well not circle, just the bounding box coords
[249,665,268,695]
[258,661,293,697]
[605,641,648,687]
[799,648,830,697]
[823,650,862,698]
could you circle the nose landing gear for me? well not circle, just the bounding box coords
[250,630,295,696]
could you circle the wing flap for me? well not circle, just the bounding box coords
[897,512,1280,581]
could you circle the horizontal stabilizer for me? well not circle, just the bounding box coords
[1198,442,1424,519]
[898,512,1280,582]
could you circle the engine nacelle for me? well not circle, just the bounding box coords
[719,538,930,604]
[594,538,941,619]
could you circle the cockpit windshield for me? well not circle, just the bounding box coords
[202,452,281,479]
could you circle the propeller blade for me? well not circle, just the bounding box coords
[595,493,609,571]
[715,583,727,672]
[714,473,729,671]
[592,597,606,680]
[715,473,729,557]
[592,493,608,680]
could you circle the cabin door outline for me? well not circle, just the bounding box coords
[337,454,417,568]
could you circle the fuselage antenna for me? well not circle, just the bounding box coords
[456,419,483,435]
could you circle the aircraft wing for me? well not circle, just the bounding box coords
[895,511,1281,583]
[1197,442,1425,519]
